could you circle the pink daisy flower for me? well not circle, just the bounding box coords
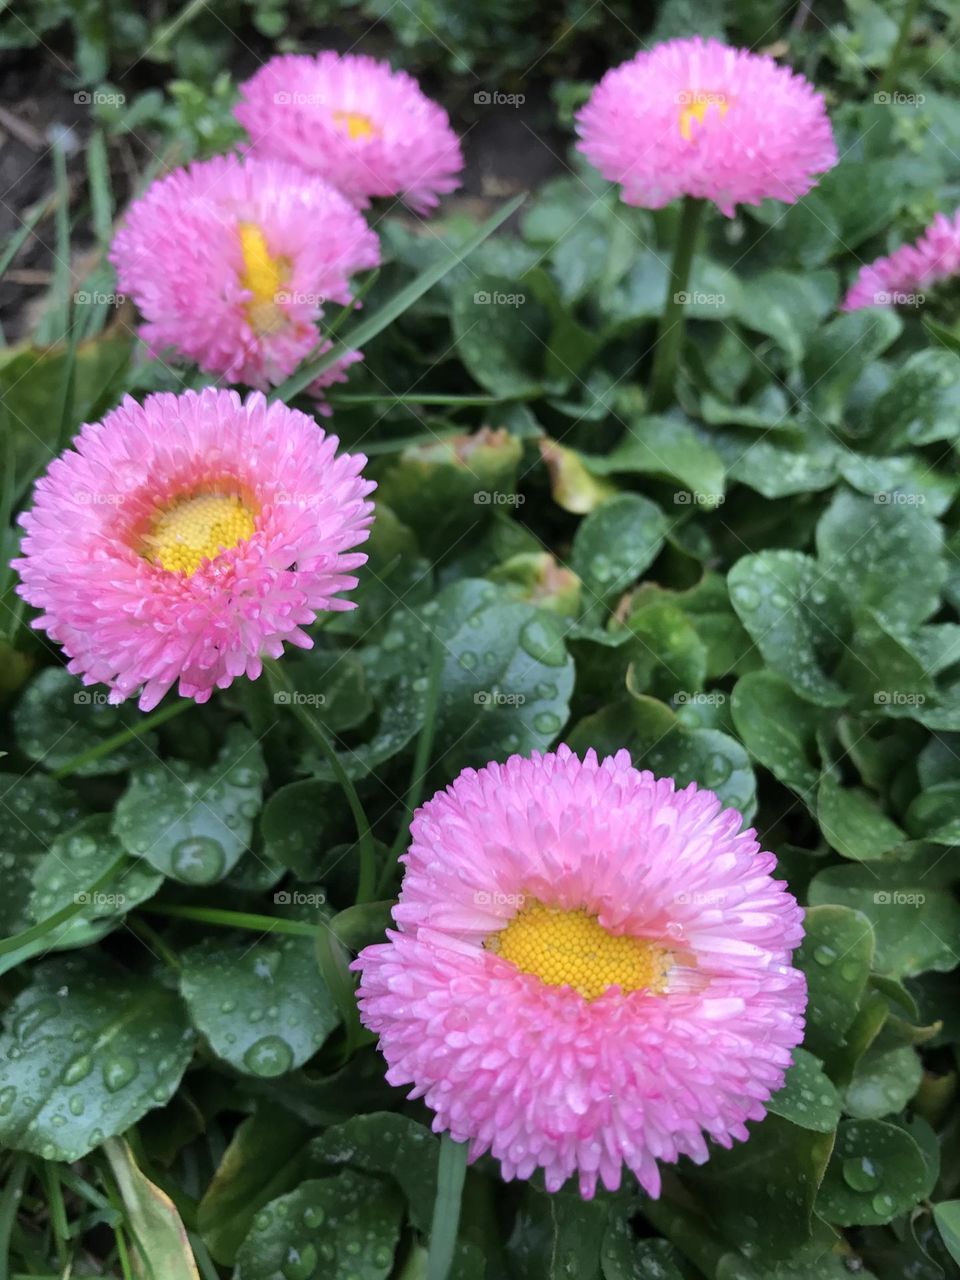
[576,37,837,216]
[234,52,463,214]
[109,153,380,393]
[842,208,960,309]
[355,746,806,1199]
[15,388,375,711]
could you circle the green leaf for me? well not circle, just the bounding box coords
[113,725,266,884]
[808,859,960,979]
[0,952,194,1161]
[795,905,874,1061]
[14,666,158,776]
[817,1119,929,1226]
[727,552,850,706]
[601,1219,687,1279]
[197,1106,308,1266]
[309,1113,441,1234]
[374,432,523,561]
[260,780,339,878]
[28,814,163,950]
[584,415,725,503]
[568,696,756,818]
[103,1137,200,1280]
[816,776,907,861]
[714,1220,876,1278]
[766,1048,842,1133]
[0,772,84,935]
[734,269,835,363]
[450,273,548,396]
[844,1044,922,1119]
[816,489,945,631]
[869,348,960,449]
[234,1171,403,1280]
[625,595,708,702]
[179,928,339,1078]
[648,723,755,818]
[730,672,824,799]
[838,607,933,711]
[505,1184,611,1280]
[429,581,575,772]
[684,1114,834,1262]
[713,423,841,499]
[933,1202,960,1266]
[803,311,902,424]
[571,495,667,608]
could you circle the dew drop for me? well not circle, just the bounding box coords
[842,1155,881,1191]
[62,1053,94,1085]
[533,711,562,735]
[282,1245,318,1280]
[171,837,226,884]
[703,752,733,788]
[242,1035,294,1077]
[102,1055,139,1092]
[14,998,59,1045]
[732,583,760,610]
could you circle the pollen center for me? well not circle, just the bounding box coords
[142,492,256,575]
[678,91,730,140]
[489,900,670,1001]
[238,221,288,335]
[332,109,379,140]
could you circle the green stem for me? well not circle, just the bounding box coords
[52,698,190,779]
[125,917,183,971]
[139,904,319,937]
[384,638,443,884]
[331,393,506,407]
[314,928,365,1062]
[0,1158,28,1280]
[425,1136,469,1280]
[878,0,920,96]
[649,196,705,413]
[264,658,376,905]
[150,0,209,50]
[40,1164,69,1270]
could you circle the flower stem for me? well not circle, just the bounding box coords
[649,196,705,412]
[384,636,443,884]
[878,0,920,97]
[264,657,377,904]
[425,1135,469,1280]
[139,903,319,936]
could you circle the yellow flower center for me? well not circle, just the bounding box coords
[142,492,256,575]
[489,900,670,1001]
[238,221,289,336]
[332,109,379,140]
[678,91,730,141]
